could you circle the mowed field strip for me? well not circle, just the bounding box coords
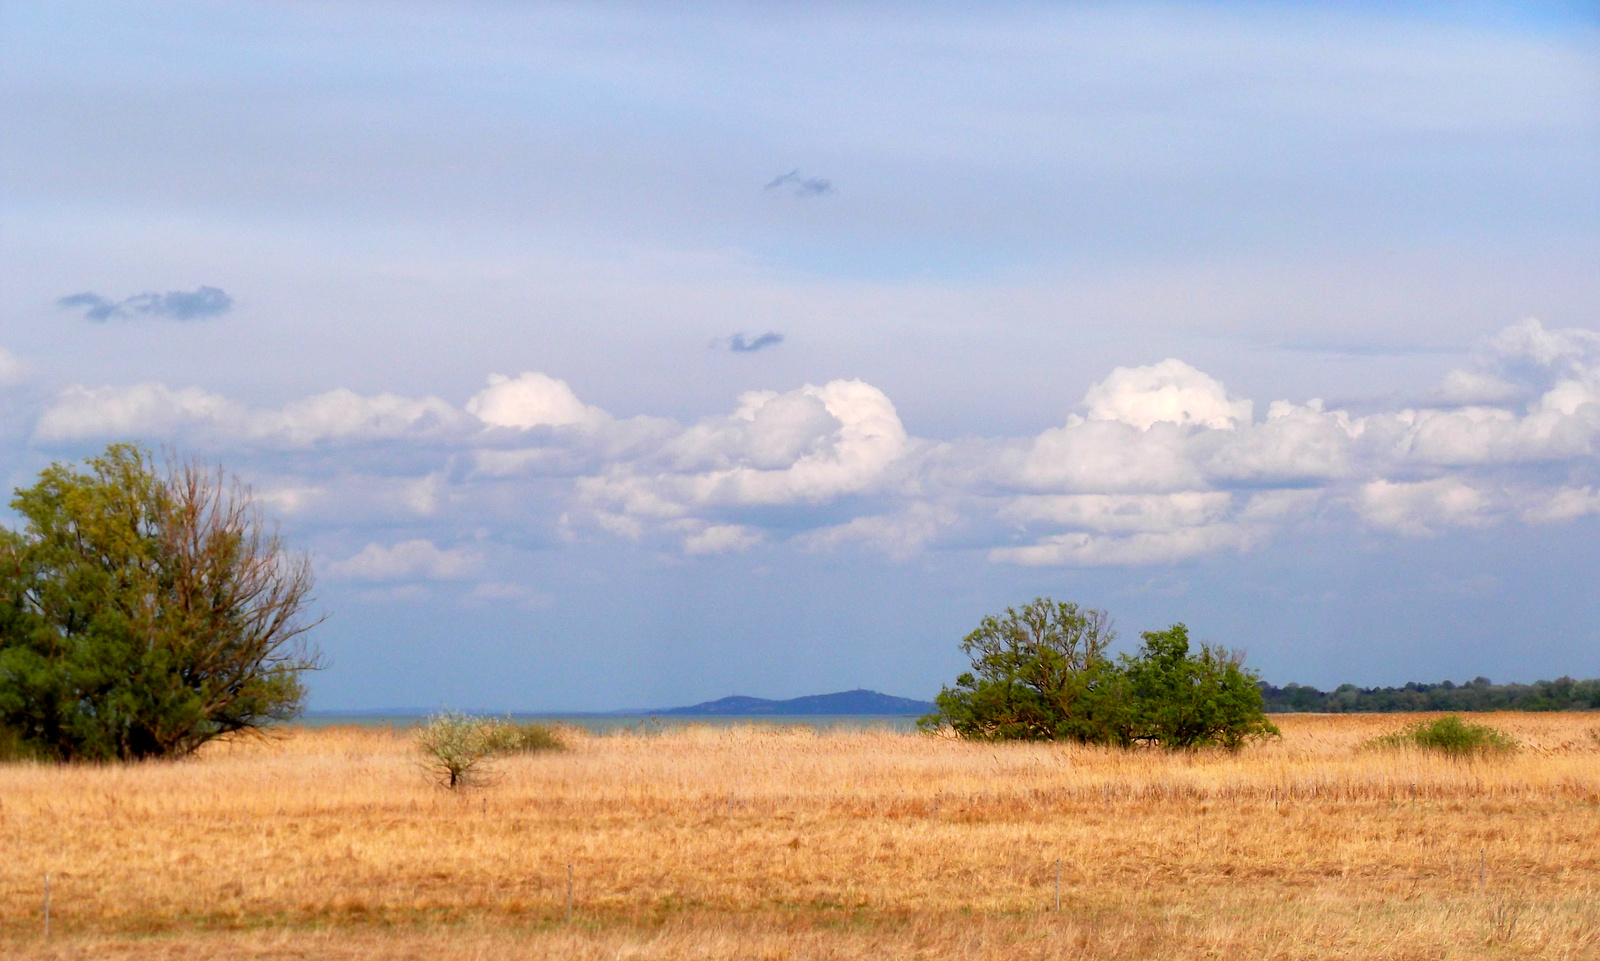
[2,714,1598,959]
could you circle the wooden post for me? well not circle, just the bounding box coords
[1479,849,1486,893]
[43,872,51,939]
[1054,859,1061,912]
[566,863,573,922]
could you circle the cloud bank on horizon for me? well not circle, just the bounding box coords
[20,318,1600,575]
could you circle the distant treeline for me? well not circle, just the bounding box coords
[1260,677,1600,713]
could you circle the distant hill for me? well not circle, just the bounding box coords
[653,688,934,716]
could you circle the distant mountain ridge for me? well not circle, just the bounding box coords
[652,688,934,716]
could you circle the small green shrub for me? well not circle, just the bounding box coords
[415,712,496,789]
[415,712,563,789]
[1367,715,1517,756]
[484,721,563,754]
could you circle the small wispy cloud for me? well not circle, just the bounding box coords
[725,331,784,353]
[57,286,234,322]
[328,539,481,581]
[764,169,832,197]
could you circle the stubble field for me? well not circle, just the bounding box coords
[1,713,1598,960]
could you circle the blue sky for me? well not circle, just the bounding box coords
[3,2,1598,710]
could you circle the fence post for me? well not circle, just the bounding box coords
[566,863,573,922]
[1479,848,1486,894]
[43,872,51,939]
[1054,859,1061,912]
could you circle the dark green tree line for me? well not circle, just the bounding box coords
[1261,676,1600,713]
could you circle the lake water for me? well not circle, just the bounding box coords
[298,713,925,734]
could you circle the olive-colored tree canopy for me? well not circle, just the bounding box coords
[917,598,1125,742]
[0,444,322,760]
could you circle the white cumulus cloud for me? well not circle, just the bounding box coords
[1357,479,1496,536]
[577,379,909,535]
[328,539,481,581]
[36,382,247,441]
[1487,317,1600,368]
[1083,359,1252,431]
[466,372,607,430]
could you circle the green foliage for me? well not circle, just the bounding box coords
[917,598,1125,742]
[1121,624,1281,749]
[0,444,321,761]
[1366,715,1518,756]
[415,712,563,789]
[1261,675,1600,713]
[921,598,1278,750]
[484,720,564,754]
[415,712,498,788]
[0,724,42,762]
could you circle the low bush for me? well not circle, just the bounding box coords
[484,720,563,754]
[1367,715,1517,756]
[415,712,562,789]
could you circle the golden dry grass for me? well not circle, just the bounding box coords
[2,713,1599,959]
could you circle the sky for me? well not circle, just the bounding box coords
[3,1,1598,711]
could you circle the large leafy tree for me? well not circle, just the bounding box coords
[0,445,321,760]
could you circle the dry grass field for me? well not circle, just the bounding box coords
[2,713,1598,960]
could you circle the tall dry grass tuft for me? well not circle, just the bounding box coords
[1,713,1598,960]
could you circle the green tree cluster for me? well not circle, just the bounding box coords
[0,445,321,761]
[920,597,1278,749]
